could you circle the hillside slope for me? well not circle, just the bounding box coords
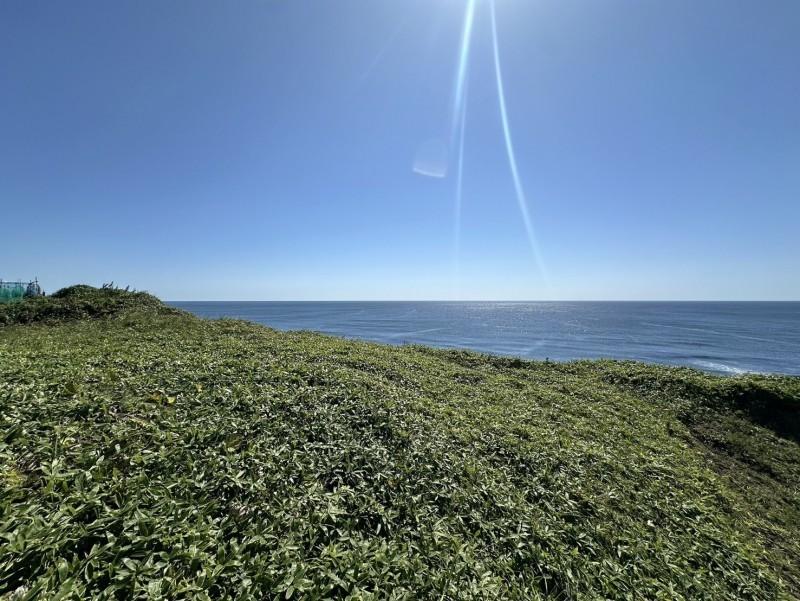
[1,288,798,599]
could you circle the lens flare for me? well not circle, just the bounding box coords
[414,0,474,183]
[412,138,448,178]
[452,0,476,141]
[490,0,548,282]
[417,0,547,292]
[359,19,409,83]
[453,83,468,290]
[451,0,476,294]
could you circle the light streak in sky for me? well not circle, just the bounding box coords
[451,0,476,291]
[412,1,474,181]
[451,0,476,141]
[414,0,548,289]
[489,0,548,282]
[359,19,409,83]
[454,81,468,286]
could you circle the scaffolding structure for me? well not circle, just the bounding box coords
[0,279,43,302]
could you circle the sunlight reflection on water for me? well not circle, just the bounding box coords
[171,301,800,375]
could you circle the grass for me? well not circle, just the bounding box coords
[1,287,798,599]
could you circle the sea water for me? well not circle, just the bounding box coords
[169,301,800,375]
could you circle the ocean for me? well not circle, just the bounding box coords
[169,301,800,376]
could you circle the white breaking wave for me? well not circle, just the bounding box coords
[689,360,749,375]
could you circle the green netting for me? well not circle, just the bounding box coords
[0,282,27,303]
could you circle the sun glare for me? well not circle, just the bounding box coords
[437,0,548,289]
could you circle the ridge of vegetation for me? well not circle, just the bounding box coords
[0,285,177,327]
[1,287,798,599]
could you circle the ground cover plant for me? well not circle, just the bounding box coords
[1,287,798,599]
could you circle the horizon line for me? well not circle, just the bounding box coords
[166,298,800,303]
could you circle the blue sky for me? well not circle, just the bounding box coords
[2,0,798,300]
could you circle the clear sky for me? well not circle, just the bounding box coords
[2,0,798,300]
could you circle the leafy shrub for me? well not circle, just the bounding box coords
[0,285,178,326]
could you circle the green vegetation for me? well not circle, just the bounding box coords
[1,287,798,599]
[0,285,175,327]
